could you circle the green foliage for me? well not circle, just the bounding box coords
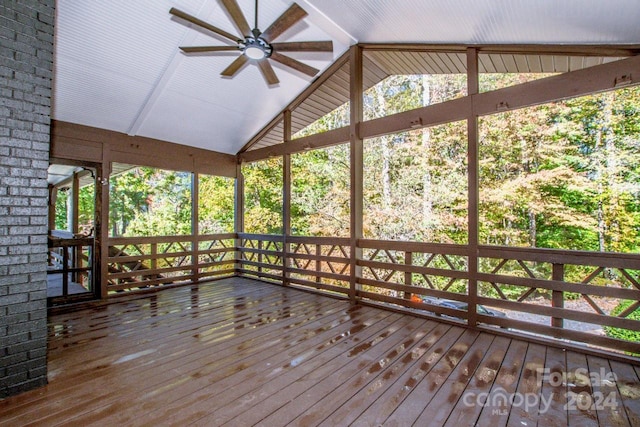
[603,300,640,348]
[53,182,95,234]
[243,158,283,234]
[99,75,639,269]
[199,175,234,234]
[109,166,192,237]
[478,86,640,253]
[54,189,67,230]
[291,145,350,237]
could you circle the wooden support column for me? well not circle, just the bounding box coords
[191,172,199,283]
[99,153,111,299]
[71,171,80,282]
[467,47,480,327]
[93,163,104,299]
[48,185,56,232]
[349,45,364,304]
[69,171,79,234]
[283,111,292,285]
[234,162,245,275]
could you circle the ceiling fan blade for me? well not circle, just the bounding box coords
[170,7,240,43]
[258,60,279,85]
[221,54,249,77]
[271,41,333,52]
[260,3,308,43]
[220,0,251,37]
[180,46,239,53]
[269,52,319,77]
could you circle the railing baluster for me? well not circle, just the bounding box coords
[552,263,564,329]
[404,251,412,300]
[62,247,69,297]
[316,243,321,283]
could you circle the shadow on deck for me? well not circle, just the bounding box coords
[1,277,639,426]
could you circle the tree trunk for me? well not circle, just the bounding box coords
[597,201,606,252]
[528,209,536,247]
[381,135,391,209]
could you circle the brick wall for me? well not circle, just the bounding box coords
[0,0,54,398]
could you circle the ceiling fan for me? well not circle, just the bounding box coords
[170,0,333,86]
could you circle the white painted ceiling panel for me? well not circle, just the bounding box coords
[135,90,249,153]
[306,0,640,44]
[53,0,640,157]
[54,55,154,131]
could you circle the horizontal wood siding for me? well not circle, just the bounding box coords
[51,121,237,177]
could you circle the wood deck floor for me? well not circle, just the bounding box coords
[1,277,639,426]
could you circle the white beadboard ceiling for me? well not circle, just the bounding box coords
[53,0,640,156]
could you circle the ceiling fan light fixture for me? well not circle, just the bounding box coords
[245,45,265,59]
[242,37,271,60]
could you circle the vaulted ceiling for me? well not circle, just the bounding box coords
[53,0,640,155]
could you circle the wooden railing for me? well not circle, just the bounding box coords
[105,232,640,356]
[476,246,640,354]
[286,235,351,295]
[236,234,351,297]
[237,233,640,357]
[357,239,470,317]
[106,233,235,293]
[48,234,94,297]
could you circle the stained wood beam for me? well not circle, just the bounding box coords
[239,127,350,163]
[473,53,640,116]
[359,43,640,57]
[360,97,469,140]
[51,121,237,178]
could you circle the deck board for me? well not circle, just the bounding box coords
[1,276,639,427]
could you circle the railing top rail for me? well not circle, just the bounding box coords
[108,235,197,245]
[287,235,350,245]
[479,245,640,269]
[358,238,469,256]
[48,236,94,248]
[197,233,236,241]
[237,233,285,242]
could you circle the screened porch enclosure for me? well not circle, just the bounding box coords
[80,45,640,360]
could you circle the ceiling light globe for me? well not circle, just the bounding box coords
[245,46,265,60]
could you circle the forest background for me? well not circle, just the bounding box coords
[58,72,640,269]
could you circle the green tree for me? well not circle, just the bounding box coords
[243,158,283,234]
[199,175,235,234]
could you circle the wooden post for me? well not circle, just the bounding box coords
[349,45,364,304]
[404,251,413,300]
[62,247,69,297]
[92,165,102,298]
[552,263,565,328]
[150,242,158,272]
[258,240,263,275]
[48,185,56,232]
[99,154,110,299]
[283,110,292,285]
[316,243,322,284]
[71,171,80,282]
[234,162,244,276]
[191,172,199,283]
[467,47,480,327]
